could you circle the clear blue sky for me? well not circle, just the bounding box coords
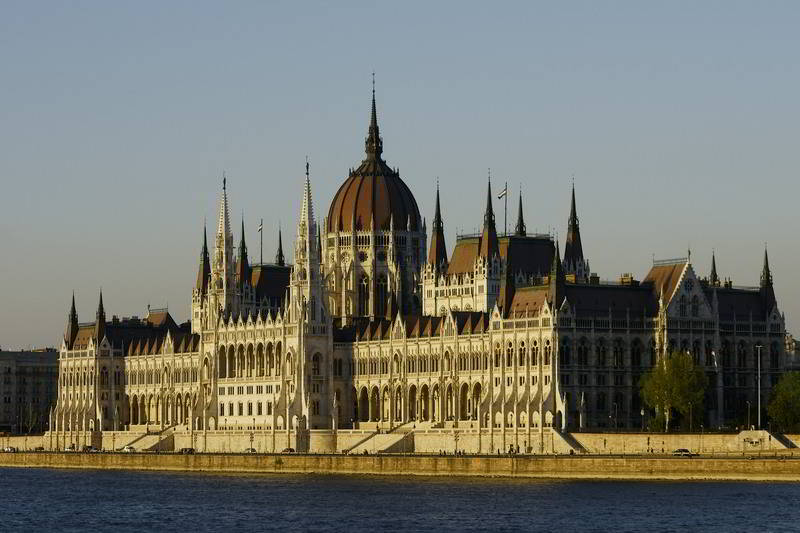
[1,1,798,349]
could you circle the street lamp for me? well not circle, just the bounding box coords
[641,408,645,432]
[756,344,762,430]
[746,400,751,430]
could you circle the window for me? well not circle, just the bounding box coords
[247,402,253,416]
[237,402,243,416]
[257,402,263,416]
[219,403,225,416]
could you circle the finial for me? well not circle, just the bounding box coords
[372,71,375,97]
[222,170,226,191]
[305,155,309,178]
[488,168,491,182]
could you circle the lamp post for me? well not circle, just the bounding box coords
[756,344,762,430]
[640,408,645,432]
[746,401,751,430]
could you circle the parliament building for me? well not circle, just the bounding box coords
[49,89,788,453]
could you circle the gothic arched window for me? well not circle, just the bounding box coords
[358,275,370,316]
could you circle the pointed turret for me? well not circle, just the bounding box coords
[95,290,106,342]
[213,176,234,300]
[563,183,583,266]
[275,226,285,266]
[428,184,448,268]
[365,75,383,160]
[478,179,499,260]
[196,224,211,295]
[760,246,776,312]
[549,242,566,306]
[709,250,720,287]
[514,190,526,236]
[217,177,232,244]
[563,183,589,282]
[236,217,250,288]
[64,292,79,349]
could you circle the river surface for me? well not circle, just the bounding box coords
[1,467,798,532]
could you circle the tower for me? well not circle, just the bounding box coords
[563,183,589,282]
[427,184,448,270]
[236,217,250,290]
[192,224,211,333]
[474,178,502,312]
[760,246,776,314]
[709,250,720,287]
[292,161,323,325]
[324,80,425,321]
[514,190,526,237]
[210,177,235,318]
[275,226,285,266]
[94,290,106,343]
[64,293,79,349]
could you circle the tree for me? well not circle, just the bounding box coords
[768,371,800,433]
[640,350,707,432]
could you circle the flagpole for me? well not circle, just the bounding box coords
[504,181,508,236]
[260,218,263,265]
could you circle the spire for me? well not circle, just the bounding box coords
[196,224,211,294]
[484,177,495,226]
[428,183,448,268]
[237,217,250,288]
[365,73,383,159]
[300,159,315,231]
[514,189,526,236]
[550,242,566,305]
[478,178,499,260]
[95,290,106,342]
[65,292,79,348]
[275,225,285,266]
[563,182,585,273]
[760,246,772,288]
[317,225,323,265]
[760,245,777,313]
[217,174,231,240]
[709,250,719,287]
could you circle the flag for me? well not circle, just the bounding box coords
[258,219,263,233]
[497,186,507,199]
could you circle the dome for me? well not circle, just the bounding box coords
[326,92,422,233]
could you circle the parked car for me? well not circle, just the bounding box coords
[34,446,45,452]
[64,444,76,452]
[672,448,696,457]
[179,447,195,455]
[122,445,135,453]
[3,446,17,453]
[244,448,257,454]
[281,447,295,453]
[82,445,99,453]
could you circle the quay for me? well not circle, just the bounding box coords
[3,451,800,482]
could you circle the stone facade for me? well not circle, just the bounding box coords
[48,90,788,452]
[0,349,58,434]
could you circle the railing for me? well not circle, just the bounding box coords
[653,257,687,266]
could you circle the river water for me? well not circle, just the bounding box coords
[1,467,798,532]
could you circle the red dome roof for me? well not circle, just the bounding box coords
[326,93,421,233]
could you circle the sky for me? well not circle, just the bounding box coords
[1,1,798,349]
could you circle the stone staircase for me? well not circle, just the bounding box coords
[118,426,176,452]
[347,423,415,454]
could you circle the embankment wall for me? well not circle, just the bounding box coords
[2,452,800,481]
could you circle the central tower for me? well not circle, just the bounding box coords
[323,84,425,322]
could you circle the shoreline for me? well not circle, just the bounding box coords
[2,452,799,482]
